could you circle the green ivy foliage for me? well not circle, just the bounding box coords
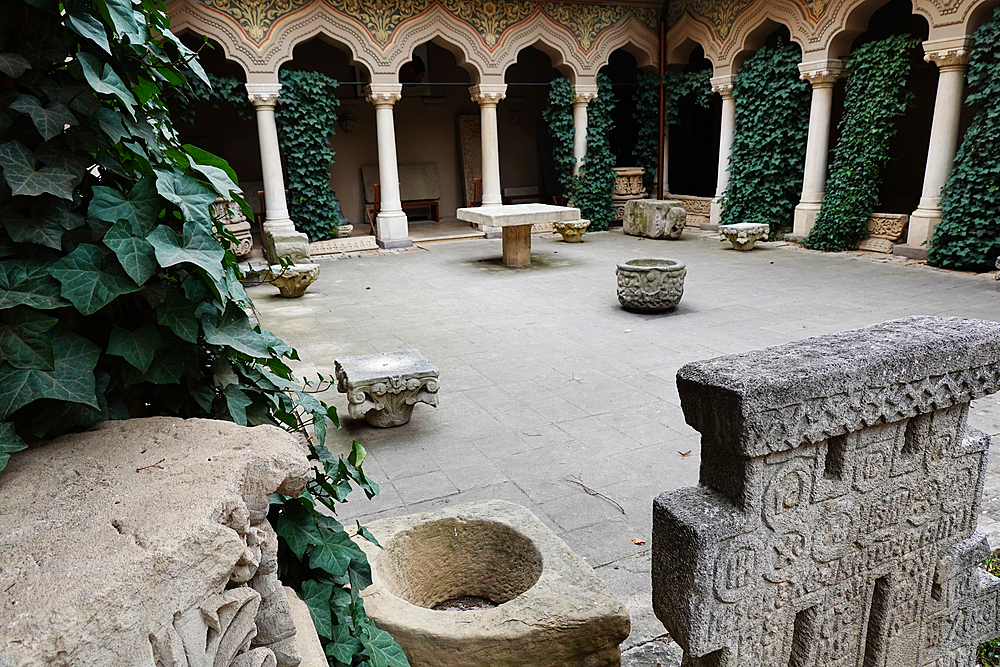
[632,72,659,194]
[542,77,578,200]
[719,42,810,237]
[805,34,920,250]
[165,70,252,124]
[576,73,617,231]
[0,2,405,665]
[664,70,713,125]
[276,70,344,242]
[929,10,1000,271]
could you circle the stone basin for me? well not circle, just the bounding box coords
[354,500,630,667]
[616,258,686,312]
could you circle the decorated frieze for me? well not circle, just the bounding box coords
[666,0,831,40]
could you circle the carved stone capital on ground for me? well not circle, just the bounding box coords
[553,220,590,243]
[469,84,507,107]
[267,263,320,298]
[335,350,439,427]
[925,48,972,70]
[719,222,769,250]
[246,83,281,108]
[365,84,402,107]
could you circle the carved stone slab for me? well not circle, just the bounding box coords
[652,316,1000,667]
[624,200,687,240]
[668,195,712,226]
[858,213,909,253]
[335,349,439,427]
[309,236,379,255]
[0,417,311,667]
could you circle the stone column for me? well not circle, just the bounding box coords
[246,83,310,264]
[709,76,735,226]
[470,84,507,206]
[365,84,411,249]
[901,45,972,257]
[572,86,599,175]
[792,61,845,238]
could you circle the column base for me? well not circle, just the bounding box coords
[891,244,928,260]
[905,208,941,248]
[793,203,822,238]
[377,238,414,250]
[709,198,723,226]
[264,226,311,265]
[376,210,411,249]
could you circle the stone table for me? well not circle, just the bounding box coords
[335,349,440,427]
[457,204,582,267]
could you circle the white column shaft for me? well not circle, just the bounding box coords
[573,102,588,175]
[374,104,403,214]
[715,93,736,198]
[251,101,291,231]
[916,65,967,209]
[801,83,836,203]
[480,102,502,205]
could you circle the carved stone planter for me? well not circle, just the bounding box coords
[624,200,686,239]
[612,167,646,223]
[719,222,769,250]
[212,197,253,258]
[267,263,320,298]
[335,349,439,427]
[616,258,686,312]
[335,224,354,239]
[553,220,590,242]
[354,500,630,667]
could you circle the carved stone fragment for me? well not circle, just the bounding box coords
[652,316,1000,667]
[335,349,439,427]
[624,200,687,240]
[719,222,769,250]
[616,258,686,312]
[212,197,254,258]
[553,220,590,242]
[267,263,320,298]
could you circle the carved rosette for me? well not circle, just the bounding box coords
[925,48,972,71]
[616,258,686,312]
[212,198,254,258]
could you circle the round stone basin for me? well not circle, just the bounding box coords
[354,500,629,667]
[378,518,542,610]
[616,258,686,312]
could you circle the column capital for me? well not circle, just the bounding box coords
[470,83,507,106]
[572,85,599,107]
[365,84,402,107]
[710,75,735,98]
[246,83,281,108]
[924,47,972,70]
[798,59,846,87]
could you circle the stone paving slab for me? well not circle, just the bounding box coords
[248,228,1000,655]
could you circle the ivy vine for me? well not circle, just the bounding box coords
[805,34,920,251]
[719,42,811,237]
[0,2,404,665]
[542,77,577,202]
[165,70,251,124]
[664,69,713,125]
[632,72,659,194]
[928,9,1000,272]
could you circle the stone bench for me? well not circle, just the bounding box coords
[456,204,582,267]
[335,349,439,427]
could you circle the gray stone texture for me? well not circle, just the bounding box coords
[623,200,686,240]
[335,349,439,427]
[354,499,630,667]
[0,417,311,667]
[652,316,1000,666]
[616,259,686,312]
[264,228,311,264]
[456,203,582,227]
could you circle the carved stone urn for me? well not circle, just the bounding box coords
[553,220,590,243]
[616,258,686,312]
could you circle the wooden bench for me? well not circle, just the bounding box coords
[363,163,441,228]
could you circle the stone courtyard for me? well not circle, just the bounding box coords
[247,228,1000,664]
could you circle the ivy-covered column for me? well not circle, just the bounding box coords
[470,84,507,206]
[793,61,845,237]
[365,84,411,249]
[709,75,736,225]
[904,43,972,253]
[572,85,599,175]
[246,83,310,264]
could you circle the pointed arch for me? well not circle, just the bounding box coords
[718,3,810,74]
[665,13,721,69]
[586,16,659,74]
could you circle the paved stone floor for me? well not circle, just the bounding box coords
[248,228,1000,664]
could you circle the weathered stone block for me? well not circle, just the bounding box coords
[652,316,1000,667]
[0,417,312,667]
[267,263,320,298]
[354,500,630,667]
[264,228,311,265]
[624,200,686,240]
[718,222,769,250]
[335,349,439,427]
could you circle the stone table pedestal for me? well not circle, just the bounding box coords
[335,349,439,427]
[457,204,582,267]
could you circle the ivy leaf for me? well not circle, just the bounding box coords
[184,145,240,199]
[201,302,269,357]
[0,328,100,420]
[104,219,157,285]
[300,579,334,639]
[2,199,84,250]
[89,178,161,237]
[308,528,361,578]
[153,168,218,229]
[0,141,75,200]
[97,0,141,42]
[47,244,139,315]
[0,53,30,78]
[143,349,185,385]
[0,306,57,370]
[275,501,322,559]
[10,95,77,142]
[0,260,68,310]
[0,422,27,471]
[65,11,111,54]
[147,223,224,283]
[361,628,409,667]
[156,291,199,343]
[222,384,252,426]
[94,107,129,143]
[326,624,363,664]
[107,324,163,373]
[77,52,136,116]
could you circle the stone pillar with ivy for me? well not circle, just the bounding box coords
[709,75,736,226]
[247,82,311,264]
[572,85,599,175]
[470,83,507,206]
[903,41,973,255]
[792,60,845,238]
[365,83,411,249]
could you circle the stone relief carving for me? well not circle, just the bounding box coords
[857,213,908,253]
[335,349,440,427]
[458,114,481,207]
[212,198,254,258]
[666,0,831,40]
[652,316,1000,666]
